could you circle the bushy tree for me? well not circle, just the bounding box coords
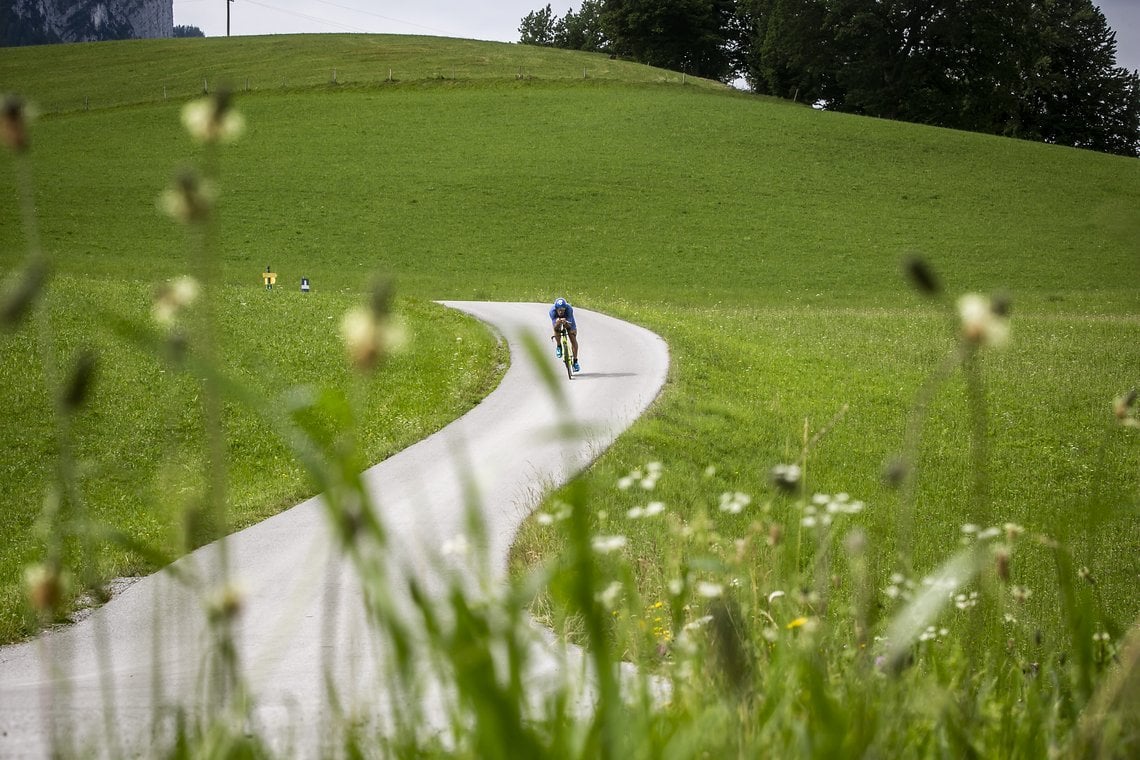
[554,1,610,52]
[519,4,557,47]
[741,0,834,102]
[173,25,205,39]
[1015,0,1140,154]
[602,0,740,81]
[746,0,1139,156]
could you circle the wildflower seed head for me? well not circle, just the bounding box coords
[995,547,1010,582]
[160,170,215,224]
[181,91,245,144]
[596,581,623,610]
[845,528,867,556]
[1114,389,1138,427]
[957,293,1010,347]
[1004,522,1024,542]
[341,307,380,371]
[152,276,200,325]
[1078,566,1096,585]
[718,491,751,514]
[990,291,1012,318]
[629,501,665,519]
[696,581,724,599]
[441,534,470,558]
[205,582,244,622]
[1,94,30,153]
[165,329,189,363]
[769,463,801,493]
[1,258,49,331]
[882,456,909,488]
[60,348,97,412]
[903,255,940,296]
[591,535,627,554]
[24,564,67,616]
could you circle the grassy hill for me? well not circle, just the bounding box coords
[1,33,1138,756]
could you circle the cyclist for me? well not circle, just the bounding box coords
[549,297,580,372]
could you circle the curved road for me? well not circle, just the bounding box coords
[0,302,669,758]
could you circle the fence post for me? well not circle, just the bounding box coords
[332,68,337,84]
[583,67,587,79]
[388,67,393,82]
[163,84,167,100]
[203,78,209,94]
[84,96,89,111]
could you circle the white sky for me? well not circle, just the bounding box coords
[173,1,1140,74]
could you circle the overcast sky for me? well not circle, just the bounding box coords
[174,1,1140,75]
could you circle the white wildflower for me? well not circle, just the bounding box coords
[957,293,1010,347]
[441,534,469,558]
[718,491,751,514]
[181,95,245,144]
[591,535,627,554]
[696,582,724,599]
[683,614,714,632]
[596,581,623,610]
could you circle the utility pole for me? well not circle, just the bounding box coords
[227,0,234,37]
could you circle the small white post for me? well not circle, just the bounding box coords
[84,96,89,111]
[203,78,209,94]
[163,84,167,100]
[332,68,337,83]
[583,67,587,79]
[388,67,393,82]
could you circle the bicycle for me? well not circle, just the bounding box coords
[553,319,574,380]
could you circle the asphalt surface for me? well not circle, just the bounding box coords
[0,302,669,758]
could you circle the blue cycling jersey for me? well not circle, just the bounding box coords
[550,303,576,329]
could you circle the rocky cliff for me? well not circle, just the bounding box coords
[3,0,173,46]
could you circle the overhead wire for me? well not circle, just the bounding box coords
[201,0,459,37]
[239,0,373,33]
[302,0,456,36]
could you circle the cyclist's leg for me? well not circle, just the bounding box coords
[569,329,579,361]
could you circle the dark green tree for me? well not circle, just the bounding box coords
[741,0,833,102]
[602,0,740,82]
[1015,0,1140,155]
[173,25,205,39]
[554,1,610,52]
[519,4,558,46]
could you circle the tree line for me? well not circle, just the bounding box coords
[519,1,1140,157]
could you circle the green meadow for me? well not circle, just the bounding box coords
[2,34,1138,755]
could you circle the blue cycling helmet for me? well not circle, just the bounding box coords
[554,298,568,309]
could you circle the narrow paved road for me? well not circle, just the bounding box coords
[0,302,669,758]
